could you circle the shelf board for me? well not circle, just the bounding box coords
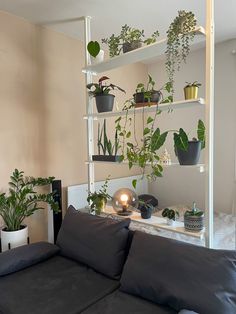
[102,207,205,239]
[82,26,206,74]
[85,160,205,172]
[83,98,205,120]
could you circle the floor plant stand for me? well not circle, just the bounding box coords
[79,0,214,248]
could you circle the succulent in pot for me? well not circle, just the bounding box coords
[87,177,111,215]
[184,202,204,232]
[102,24,159,57]
[162,207,179,226]
[0,169,59,252]
[87,76,125,113]
[173,119,205,165]
[184,81,202,100]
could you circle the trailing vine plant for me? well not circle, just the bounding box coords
[165,10,197,93]
[115,80,172,188]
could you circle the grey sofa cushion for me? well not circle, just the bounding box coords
[0,255,119,314]
[0,242,59,276]
[120,231,236,314]
[81,290,177,314]
[56,205,131,279]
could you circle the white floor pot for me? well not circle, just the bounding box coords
[1,225,28,252]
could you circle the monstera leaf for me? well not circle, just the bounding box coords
[87,41,100,57]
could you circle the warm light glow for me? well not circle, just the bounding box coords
[120,194,128,203]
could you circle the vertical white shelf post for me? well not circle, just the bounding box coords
[84,16,95,194]
[205,0,215,248]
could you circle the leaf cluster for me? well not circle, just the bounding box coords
[102,24,159,57]
[98,119,119,156]
[165,10,197,93]
[162,208,179,220]
[0,169,59,231]
[184,81,202,88]
[87,76,125,97]
[184,202,204,217]
[174,119,205,151]
[87,177,111,210]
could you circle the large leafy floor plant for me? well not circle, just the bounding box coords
[0,169,59,231]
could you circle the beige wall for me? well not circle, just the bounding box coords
[148,39,236,213]
[0,10,147,241]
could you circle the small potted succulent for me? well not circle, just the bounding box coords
[93,119,121,162]
[102,24,159,57]
[174,119,205,165]
[184,202,204,232]
[184,81,202,100]
[162,208,179,226]
[87,76,125,113]
[87,177,111,215]
[87,40,104,64]
[133,75,162,107]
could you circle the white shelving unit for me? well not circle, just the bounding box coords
[81,0,214,248]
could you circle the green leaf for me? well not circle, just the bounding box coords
[126,131,131,138]
[143,128,150,136]
[174,128,188,151]
[132,179,137,189]
[87,41,100,58]
[151,129,168,151]
[147,117,154,124]
[197,119,205,149]
[118,155,124,163]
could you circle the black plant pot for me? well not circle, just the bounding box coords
[92,155,121,162]
[176,141,201,165]
[133,91,161,105]
[140,206,153,219]
[95,94,115,113]
[123,41,142,53]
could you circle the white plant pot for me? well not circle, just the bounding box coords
[1,225,28,252]
[167,218,175,226]
[91,49,104,65]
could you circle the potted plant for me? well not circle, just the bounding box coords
[133,75,162,107]
[102,24,159,57]
[138,199,154,219]
[162,208,179,226]
[184,202,204,232]
[87,76,125,113]
[87,177,111,215]
[93,119,121,162]
[184,81,201,100]
[0,169,59,252]
[174,119,205,165]
[165,11,197,94]
[87,40,104,64]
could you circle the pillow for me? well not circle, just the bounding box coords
[0,242,59,276]
[120,231,236,314]
[56,205,131,279]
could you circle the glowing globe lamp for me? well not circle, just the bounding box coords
[112,188,138,216]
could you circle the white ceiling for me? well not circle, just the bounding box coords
[0,0,235,43]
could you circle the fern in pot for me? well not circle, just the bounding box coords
[0,169,59,252]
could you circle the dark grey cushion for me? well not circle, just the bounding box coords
[120,231,236,314]
[56,205,131,279]
[0,241,59,276]
[0,255,119,314]
[81,290,177,314]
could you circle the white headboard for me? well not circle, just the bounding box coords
[67,175,148,210]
